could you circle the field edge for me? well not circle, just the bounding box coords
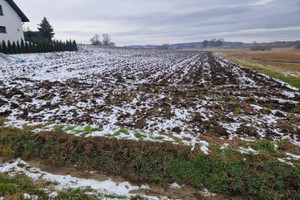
[0,125,299,199]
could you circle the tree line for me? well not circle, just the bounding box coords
[0,39,77,54]
[0,17,77,54]
[202,38,224,48]
[90,34,115,47]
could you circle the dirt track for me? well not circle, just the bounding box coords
[0,48,299,141]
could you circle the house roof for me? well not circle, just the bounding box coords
[4,0,29,22]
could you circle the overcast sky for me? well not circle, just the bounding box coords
[15,0,300,46]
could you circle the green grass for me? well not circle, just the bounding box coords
[65,125,77,131]
[251,140,276,153]
[84,125,101,132]
[113,132,121,136]
[104,194,128,199]
[230,59,300,89]
[59,187,98,199]
[134,131,146,138]
[53,125,65,133]
[113,128,131,136]
[117,129,130,135]
[150,136,165,140]
[0,126,299,199]
[0,173,48,198]
[74,129,85,134]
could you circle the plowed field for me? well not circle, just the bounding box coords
[0,47,299,145]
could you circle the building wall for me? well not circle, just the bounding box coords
[0,0,25,43]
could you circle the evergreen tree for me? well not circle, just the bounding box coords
[50,41,55,52]
[21,39,25,53]
[2,41,8,54]
[73,40,77,51]
[58,40,63,51]
[24,29,39,41]
[16,41,21,54]
[66,40,71,51]
[37,42,42,52]
[54,40,59,51]
[41,40,46,52]
[7,40,13,54]
[12,42,17,54]
[25,42,29,53]
[37,17,55,40]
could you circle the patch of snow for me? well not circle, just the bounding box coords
[250,104,263,110]
[281,90,295,98]
[200,188,216,197]
[169,182,181,189]
[23,193,31,199]
[239,147,258,154]
[220,143,229,150]
[286,152,300,160]
[48,192,58,198]
[199,141,210,155]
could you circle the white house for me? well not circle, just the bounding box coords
[0,0,29,43]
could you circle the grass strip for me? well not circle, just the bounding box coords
[0,126,299,199]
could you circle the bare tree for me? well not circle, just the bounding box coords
[202,40,209,48]
[90,34,102,45]
[102,34,111,46]
[215,38,224,47]
[156,43,169,50]
[207,38,224,47]
[101,34,116,47]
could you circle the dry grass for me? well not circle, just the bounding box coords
[216,48,300,77]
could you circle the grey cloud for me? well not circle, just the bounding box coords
[14,0,300,45]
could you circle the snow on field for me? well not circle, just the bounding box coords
[0,158,165,199]
[0,46,299,147]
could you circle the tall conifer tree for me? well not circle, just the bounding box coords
[37,17,55,40]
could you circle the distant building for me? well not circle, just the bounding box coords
[0,0,29,43]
